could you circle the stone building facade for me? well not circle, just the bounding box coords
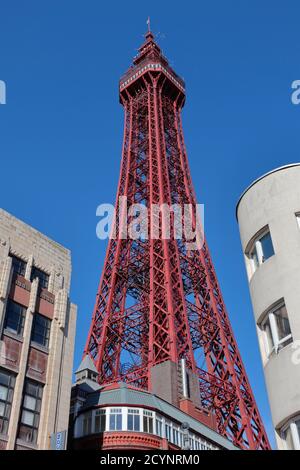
[0,208,77,449]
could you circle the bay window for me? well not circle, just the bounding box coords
[4,300,26,336]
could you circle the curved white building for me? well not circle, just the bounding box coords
[236,163,300,450]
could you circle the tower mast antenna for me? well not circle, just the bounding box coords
[146,16,151,33]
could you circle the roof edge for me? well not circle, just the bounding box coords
[236,163,300,220]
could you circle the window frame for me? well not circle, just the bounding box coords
[31,313,51,348]
[247,227,275,275]
[30,266,50,290]
[260,301,293,357]
[143,409,153,434]
[127,408,140,432]
[0,369,15,435]
[94,409,106,433]
[9,254,27,277]
[18,380,43,444]
[4,299,26,337]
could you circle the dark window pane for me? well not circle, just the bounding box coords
[31,313,51,347]
[128,414,133,430]
[0,369,15,436]
[30,267,49,290]
[4,300,26,336]
[260,232,274,261]
[10,255,27,277]
[274,304,292,341]
[116,414,122,430]
[18,380,43,444]
[134,415,140,431]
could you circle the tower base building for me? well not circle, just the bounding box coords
[69,357,237,451]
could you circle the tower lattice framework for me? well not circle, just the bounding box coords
[84,30,270,450]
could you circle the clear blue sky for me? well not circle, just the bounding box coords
[1,0,300,447]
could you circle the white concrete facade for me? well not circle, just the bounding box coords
[0,208,77,450]
[236,164,300,450]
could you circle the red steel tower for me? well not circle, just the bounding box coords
[84,27,270,450]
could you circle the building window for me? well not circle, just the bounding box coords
[109,408,122,431]
[165,422,171,441]
[30,267,49,290]
[143,410,153,433]
[18,380,43,444]
[261,302,293,356]
[95,409,106,433]
[282,417,300,450]
[173,427,180,446]
[296,212,300,229]
[249,229,274,272]
[83,412,92,435]
[31,313,51,348]
[0,369,15,435]
[156,416,163,437]
[10,254,26,277]
[4,300,26,336]
[127,408,140,431]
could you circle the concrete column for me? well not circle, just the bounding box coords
[38,290,76,449]
[6,278,38,449]
[0,256,12,335]
[24,255,33,281]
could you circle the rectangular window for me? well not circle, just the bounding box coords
[260,232,275,261]
[156,417,163,437]
[95,409,106,433]
[4,299,26,336]
[10,255,26,277]
[165,423,171,441]
[18,380,43,444]
[0,369,15,435]
[248,229,274,273]
[109,408,122,431]
[261,302,293,356]
[83,412,92,435]
[31,313,51,348]
[127,408,140,431]
[296,213,300,229]
[143,410,153,434]
[30,267,49,290]
[173,427,179,446]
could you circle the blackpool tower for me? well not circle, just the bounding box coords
[76,25,270,451]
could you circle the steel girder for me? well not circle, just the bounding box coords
[84,36,270,450]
